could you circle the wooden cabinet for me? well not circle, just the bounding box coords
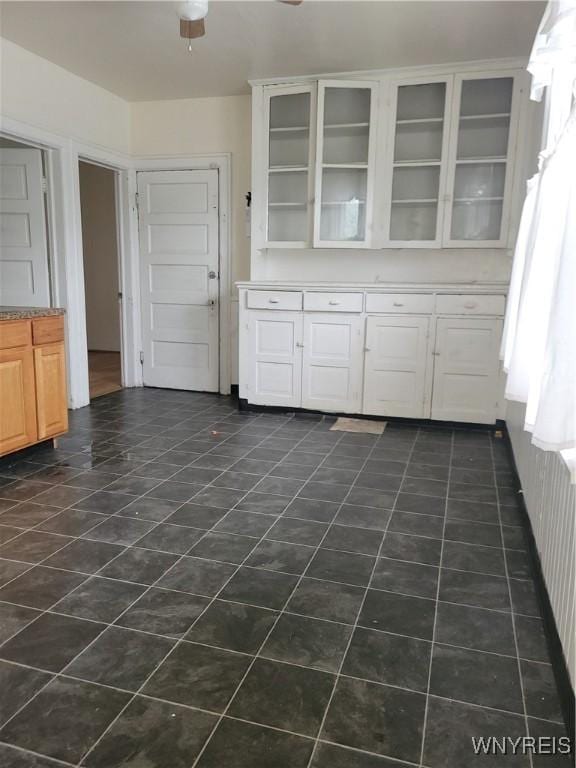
[0,314,68,457]
[0,346,37,454]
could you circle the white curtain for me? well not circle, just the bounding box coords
[501,0,576,454]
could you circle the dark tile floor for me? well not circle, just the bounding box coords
[0,389,571,767]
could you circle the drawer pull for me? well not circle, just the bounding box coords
[393,302,404,307]
[296,341,304,348]
[328,300,340,306]
[268,298,280,304]
[464,302,478,309]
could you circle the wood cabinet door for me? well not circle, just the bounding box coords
[301,313,364,413]
[431,317,503,424]
[34,342,68,440]
[247,311,303,407]
[0,346,37,456]
[363,315,431,418]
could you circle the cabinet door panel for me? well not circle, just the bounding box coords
[34,342,68,440]
[248,312,303,407]
[431,317,502,423]
[302,314,363,413]
[0,347,37,456]
[363,315,431,418]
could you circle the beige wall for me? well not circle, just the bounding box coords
[1,38,130,154]
[131,95,252,288]
[79,162,121,352]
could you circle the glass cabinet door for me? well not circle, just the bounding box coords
[444,74,517,245]
[314,80,377,247]
[265,85,314,246]
[386,79,450,245]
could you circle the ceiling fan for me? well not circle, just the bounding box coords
[179,1,302,49]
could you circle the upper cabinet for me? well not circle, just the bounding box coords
[314,80,378,248]
[252,66,525,251]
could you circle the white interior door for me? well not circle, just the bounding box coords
[364,315,431,417]
[431,316,503,423]
[138,169,219,391]
[0,148,50,307]
[248,310,303,407]
[301,314,364,413]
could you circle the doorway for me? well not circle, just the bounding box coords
[78,161,123,399]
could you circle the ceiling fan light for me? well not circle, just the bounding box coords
[178,0,208,21]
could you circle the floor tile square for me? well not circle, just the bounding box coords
[36,509,106,536]
[187,599,277,653]
[439,568,511,611]
[190,532,258,564]
[0,502,61,528]
[116,587,209,637]
[449,482,497,504]
[246,539,315,575]
[53,576,145,622]
[514,615,549,663]
[75,491,134,514]
[335,505,392,531]
[229,657,334,736]
[44,537,126,573]
[528,718,573,768]
[284,498,340,524]
[213,510,276,537]
[28,485,92,508]
[192,487,246,509]
[342,626,431,691]
[311,742,402,768]
[99,547,178,584]
[444,519,502,548]
[0,612,103,671]
[521,660,564,722]
[266,516,328,546]
[423,697,528,768]
[510,579,541,617]
[81,516,156,546]
[436,601,516,655]
[165,503,226,529]
[371,557,439,599]
[144,641,250,711]
[104,476,161,496]
[388,510,444,539]
[430,643,523,713]
[195,717,314,768]
[135,523,205,554]
[0,531,72,564]
[346,487,396,510]
[211,471,262,491]
[83,695,217,768]
[0,565,86,608]
[359,589,435,640]
[299,481,350,503]
[380,531,442,566]
[219,566,298,610]
[145,481,203,503]
[65,626,174,690]
[114,497,181,522]
[446,498,499,524]
[321,677,425,763]
[0,661,52,726]
[171,466,223,485]
[287,577,365,624]
[262,613,352,672]
[158,556,236,597]
[0,603,41,644]
[307,549,375,587]
[0,677,129,763]
[394,493,445,517]
[442,540,506,576]
[322,524,383,556]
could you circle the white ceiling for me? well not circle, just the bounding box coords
[0,1,544,101]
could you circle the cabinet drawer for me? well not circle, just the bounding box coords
[436,295,505,316]
[303,292,363,313]
[32,316,65,345]
[247,291,302,311]
[0,320,31,350]
[365,293,434,314]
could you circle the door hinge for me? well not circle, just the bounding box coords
[139,351,144,365]
[41,177,48,194]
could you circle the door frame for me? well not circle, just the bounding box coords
[132,155,232,395]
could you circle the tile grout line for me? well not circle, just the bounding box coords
[304,426,422,768]
[417,428,454,767]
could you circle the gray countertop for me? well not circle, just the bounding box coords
[0,307,66,321]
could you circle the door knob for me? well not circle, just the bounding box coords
[208,271,218,279]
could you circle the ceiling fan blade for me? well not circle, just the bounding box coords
[180,17,205,39]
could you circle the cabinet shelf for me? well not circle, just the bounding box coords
[455,156,507,164]
[324,122,370,129]
[323,163,369,169]
[268,166,308,173]
[393,159,441,167]
[269,126,309,133]
[322,200,366,206]
[268,202,307,208]
[459,112,511,121]
[396,117,443,125]
[392,198,437,205]
[454,196,504,203]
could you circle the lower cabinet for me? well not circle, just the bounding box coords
[301,314,364,413]
[0,346,37,455]
[34,342,68,440]
[364,315,431,418]
[248,311,303,407]
[430,317,503,424]
[240,289,505,424]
